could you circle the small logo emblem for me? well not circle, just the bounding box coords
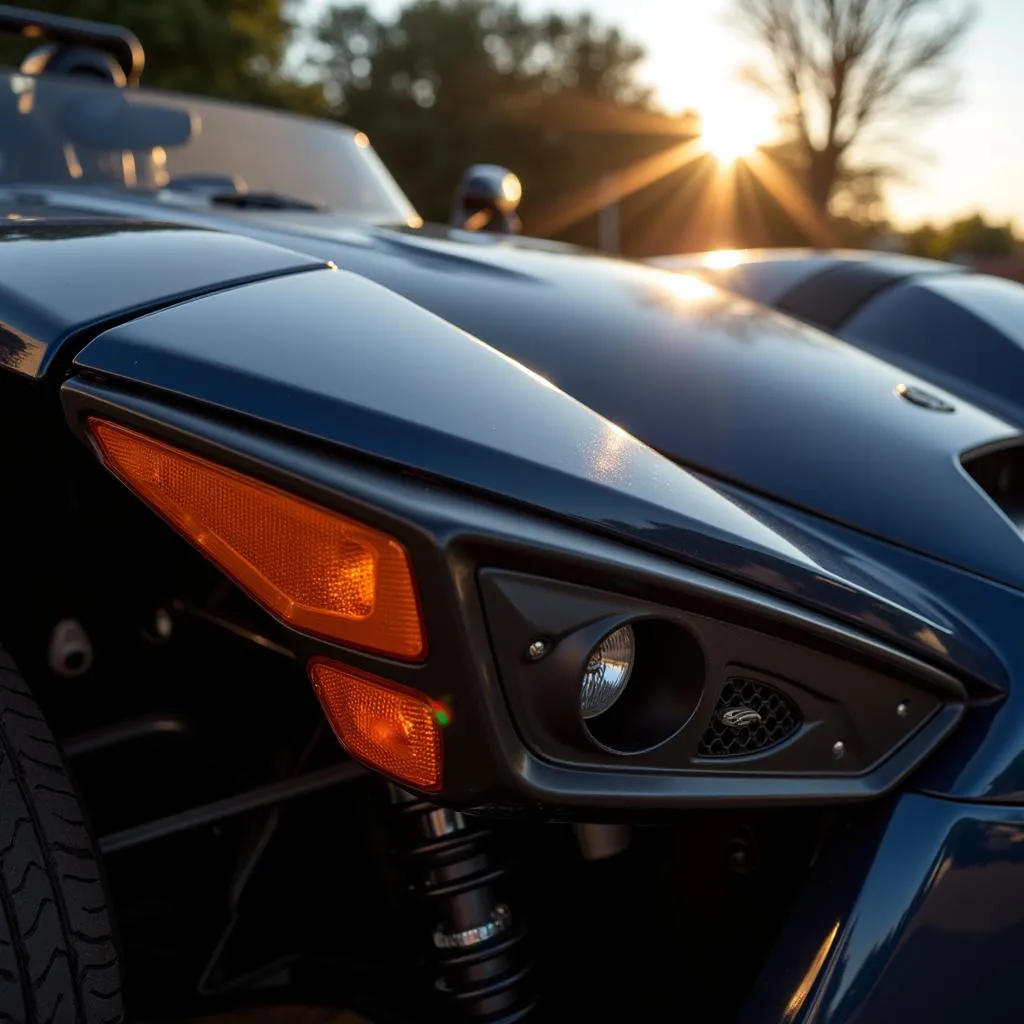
[895,384,954,413]
[720,707,762,729]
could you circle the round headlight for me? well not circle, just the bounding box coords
[580,625,635,719]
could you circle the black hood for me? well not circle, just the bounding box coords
[0,199,321,377]
[13,192,1024,589]
[289,222,1024,592]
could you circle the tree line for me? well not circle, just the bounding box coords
[3,0,1009,259]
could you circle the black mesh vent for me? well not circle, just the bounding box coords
[697,678,800,758]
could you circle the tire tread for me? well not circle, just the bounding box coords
[0,646,123,1023]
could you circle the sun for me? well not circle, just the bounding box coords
[701,120,762,164]
[697,95,778,165]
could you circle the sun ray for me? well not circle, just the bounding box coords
[523,102,831,254]
[743,149,837,247]
[707,159,740,248]
[497,90,699,137]
[530,136,705,238]
[678,158,728,252]
[733,163,771,246]
[627,154,717,254]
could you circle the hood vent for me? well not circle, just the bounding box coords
[963,440,1024,532]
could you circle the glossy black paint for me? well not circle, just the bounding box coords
[7,200,1024,800]
[843,273,1024,429]
[60,378,968,810]
[0,213,321,377]
[651,249,959,309]
[742,793,1024,1024]
[1,63,1023,1020]
[664,247,1024,438]
[775,258,951,329]
[68,265,1001,684]
[68,247,1024,803]
[652,250,854,304]
[0,157,1022,1020]
[17,192,1021,594]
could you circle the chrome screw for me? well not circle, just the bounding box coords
[896,702,909,718]
[832,740,846,760]
[527,639,549,661]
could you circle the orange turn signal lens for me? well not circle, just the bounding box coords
[87,419,425,660]
[309,660,442,790]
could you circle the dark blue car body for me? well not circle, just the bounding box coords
[5,58,1024,1024]
[5,209,1024,1022]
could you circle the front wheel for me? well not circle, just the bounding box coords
[0,645,123,1023]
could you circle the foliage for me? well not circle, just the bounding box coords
[318,0,653,114]
[0,0,324,110]
[0,0,939,254]
[314,0,675,231]
[732,0,975,214]
[904,213,1019,261]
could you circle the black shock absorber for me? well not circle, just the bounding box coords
[389,786,537,1022]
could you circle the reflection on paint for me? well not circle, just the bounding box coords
[0,324,46,376]
[703,248,745,270]
[63,143,83,180]
[588,421,633,480]
[784,921,840,1021]
[662,272,718,304]
[914,627,949,656]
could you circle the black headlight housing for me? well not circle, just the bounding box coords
[481,570,952,779]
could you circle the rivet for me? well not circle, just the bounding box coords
[832,740,846,759]
[896,702,909,718]
[527,639,549,661]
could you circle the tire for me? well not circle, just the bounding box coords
[0,646,123,1024]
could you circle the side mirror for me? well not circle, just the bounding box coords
[451,164,522,235]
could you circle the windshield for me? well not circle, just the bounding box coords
[0,70,419,223]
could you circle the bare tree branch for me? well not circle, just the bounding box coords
[731,0,975,213]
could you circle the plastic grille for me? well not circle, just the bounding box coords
[697,678,800,758]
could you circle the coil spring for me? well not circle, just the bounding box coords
[390,787,537,1022]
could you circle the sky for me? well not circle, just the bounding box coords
[302,0,1024,229]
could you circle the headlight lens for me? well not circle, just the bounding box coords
[580,625,635,719]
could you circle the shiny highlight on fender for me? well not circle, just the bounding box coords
[87,418,424,660]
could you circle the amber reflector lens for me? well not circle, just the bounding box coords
[88,419,424,660]
[309,660,442,790]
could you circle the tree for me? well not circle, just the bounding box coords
[318,1,652,115]
[315,0,666,229]
[732,0,975,215]
[905,213,1018,261]
[0,0,322,110]
[944,213,1017,259]
[903,222,945,259]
